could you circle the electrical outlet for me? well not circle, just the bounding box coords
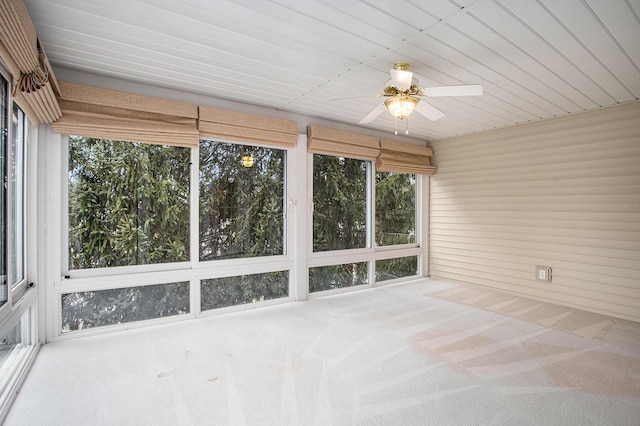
[536,266,552,283]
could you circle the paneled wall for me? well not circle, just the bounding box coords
[429,101,640,322]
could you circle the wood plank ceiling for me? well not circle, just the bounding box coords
[24,0,640,141]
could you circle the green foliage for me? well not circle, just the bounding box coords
[199,141,284,260]
[68,137,190,269]
[376,256,418,282]
[313,155,367,252]
[61,282,190,331]
[309,262,368,293]
[201,271,288,310]
[375,172,416,246]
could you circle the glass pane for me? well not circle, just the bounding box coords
[201,271,289,310]
[375,172,416,246]
[0,76,7,307]
[68,137,190,269]
[10,104,25,286]
[376,256,418,282]
[199,141,285,261]
[61,281,190,332]
[309,262,368,293]
[0,311,27,383]
[313,154,367,252]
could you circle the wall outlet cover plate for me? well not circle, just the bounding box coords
[536,266,552,283]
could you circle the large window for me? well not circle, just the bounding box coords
[68,137,191,269]
[312,154,368,252]
[199,140,285,260]
[61,137,290,333]
[310,155,420,293]
[0,68,37,421]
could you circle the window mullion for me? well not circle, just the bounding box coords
[190,144,200,314]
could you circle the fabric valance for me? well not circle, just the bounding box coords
[199,105,298,147]
[377,138,436,175]
[307,125,379,161]
[52,81,199,148]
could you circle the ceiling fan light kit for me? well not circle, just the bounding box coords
[385,95,419,120]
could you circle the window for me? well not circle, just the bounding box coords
[310,156,421,293]
[376,256,418,282]
[61,282,190,332]
[309,262,368,293]
[0,75,26,308]
[68,137,191,269]
[199,140,285,260]
[9,105,26,299]
[0,310,31,385]
[374,172,419,282]
[201,271,289,310]
[0,66,38,420]
[312,154,368,252]
[375,172,416,246]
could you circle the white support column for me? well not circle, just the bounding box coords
[30,122,43,344]
[38,126,63,341]
[290,134,308,301]
[189,145,200,314]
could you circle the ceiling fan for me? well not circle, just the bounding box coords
[338,63,483,134]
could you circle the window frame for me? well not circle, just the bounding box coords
[197,137,289,263]
[307,150,424,296]
[0,63,39,422]
[0,68,32,322]
[9,104,28,303]
[55,134,296,337]
[61,136,193,278]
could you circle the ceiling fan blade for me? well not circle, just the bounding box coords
[414,101,446,121]
[422,84,483,97]
[390,68,413,90]
[359,103,387,124]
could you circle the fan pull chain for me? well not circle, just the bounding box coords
[394,117,398,135]
[405,117,409,134]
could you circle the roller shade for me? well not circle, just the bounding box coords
[0,0,61,124]
[52,81,199,148]
[199,105,298,147]
[377,138,436,175]
[307,125,379,161]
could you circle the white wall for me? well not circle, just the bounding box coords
[429,101,640,322]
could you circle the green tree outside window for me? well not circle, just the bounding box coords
[68,137,190,269]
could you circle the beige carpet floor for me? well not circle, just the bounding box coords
[6,278,640,425]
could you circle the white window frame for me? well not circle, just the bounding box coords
[51,135,297,339]
[0,64,39,424]
[307,150,424,297]
[8,104,28,303]
[0,67,34,324]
